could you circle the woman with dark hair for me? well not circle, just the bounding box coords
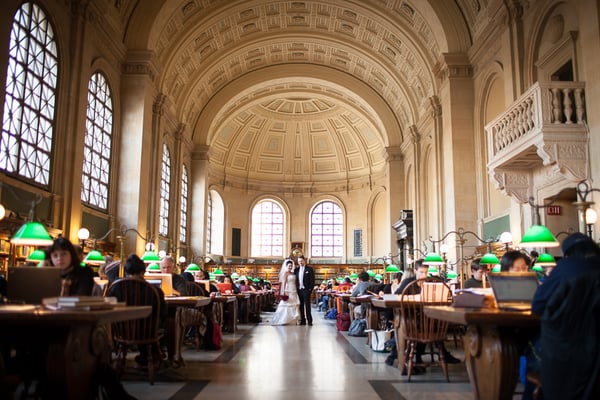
[500,250,531,273]
[45,237,95,296]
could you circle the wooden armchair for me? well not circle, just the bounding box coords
[106,278,164,384]
[399,278,452,382]
[173,282,209,366]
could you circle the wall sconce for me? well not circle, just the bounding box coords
[585,208,598,239]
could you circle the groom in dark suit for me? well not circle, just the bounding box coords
[295,256,315,325]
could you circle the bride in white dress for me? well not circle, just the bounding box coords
[271,259,300,325]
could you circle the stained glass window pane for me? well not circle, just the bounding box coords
[179,165,188,243]
[1,3,58,186]
[310,201,343,258]
[159,144,171,236]
[81,72,112,210]
[251,199,284,257]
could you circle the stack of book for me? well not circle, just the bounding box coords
[55,296,115,310]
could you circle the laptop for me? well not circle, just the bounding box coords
[7,266,63,304]
[144,273,174,296]
[487,272,539,311]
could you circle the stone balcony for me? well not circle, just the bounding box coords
[485,81,588,202]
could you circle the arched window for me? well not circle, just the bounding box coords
[207,189,224,255]
[179,165,188,243]
[0,3,58,186]
[310,200,343,258]
[251,199,284,257]
[81,72,113,210]
[159,144,171,237]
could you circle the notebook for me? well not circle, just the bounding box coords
[7,266,63,304]
[144,273,174,296]
[487,272,539,311]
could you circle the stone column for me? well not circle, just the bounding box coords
[117,50,158,254]
[190,145,210,259]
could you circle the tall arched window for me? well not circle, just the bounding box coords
[251,199,284,257]
[179,165,188,243]
[310,200,343,258]
[207,189,224,255]
[0,3,58,186]
[159,144,171,237]
[81,72,113,210]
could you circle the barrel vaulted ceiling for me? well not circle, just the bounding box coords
[120,0,473,189]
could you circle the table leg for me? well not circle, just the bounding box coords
[393,308,405,370]
[463,324,520,400]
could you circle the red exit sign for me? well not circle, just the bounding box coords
[547,205,562,215]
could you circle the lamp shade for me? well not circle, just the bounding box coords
[141,250,161,263]
[366,269,376,277]
[446,270,458,279]
[491,264,501,273]
[375,273,383,280]
[349,272,358,280]
[427,265,439,274]
[531,265,543,272]
[534,253,556,267]
[423,252,445,265]
[146,263,160,272]
[519,225,559,248]
[185,263,200,272]
[480,253,500,265]
[213,268,224,276]
[84,249,105,265]
[10,221,54,246]
[385,264,400,273]
[231,272,239,279]
[26,249,45,262]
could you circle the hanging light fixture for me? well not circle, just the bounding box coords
[519,225,560,248]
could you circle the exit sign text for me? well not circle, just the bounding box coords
[547,205,562,215]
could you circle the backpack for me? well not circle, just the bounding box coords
[347,318,367,337]
[325,308,338,319]
[336,312,351,331]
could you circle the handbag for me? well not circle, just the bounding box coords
[280,277,289,301]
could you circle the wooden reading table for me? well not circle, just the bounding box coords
[0,304,151,400]
[424,306,539,400]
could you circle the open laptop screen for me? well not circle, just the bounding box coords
[7,267,63,304]
[487,272,539,304]
[144,273,173,296]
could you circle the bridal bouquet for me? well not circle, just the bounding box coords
[280,294,289,301]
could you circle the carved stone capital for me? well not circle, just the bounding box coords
[122,50,159,82]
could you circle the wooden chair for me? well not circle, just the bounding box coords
[174,282,209,366]
[399,278,452,382]
[107,278,164,384]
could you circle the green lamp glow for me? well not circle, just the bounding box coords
[375,273,383,280]
[519,225,559,248]
[385,264,400,273]
[11,221,54,246]
[213,268,224,276]
[185,263,200,272]
[141,250,161,263]
[531,265,543,272]
[534,253,556,266]
[350,272,358,280]
[423,252,445,265]
[84,249,105,265]
[146,263,160,272]
[336,276,343,282]
[480,253,500,265]
[491,264,501,273]
[366,269,376,277]
[26,249,46,262]
[446,270,458,279]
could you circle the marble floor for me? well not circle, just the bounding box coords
[121,307,523,400]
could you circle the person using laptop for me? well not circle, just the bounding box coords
[532,232,600,315]
[500,250,532,273]
[160,255,187,296]
[464,258,487,289]
[45,237,96,296]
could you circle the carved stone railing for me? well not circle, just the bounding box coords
[485,81,588,202]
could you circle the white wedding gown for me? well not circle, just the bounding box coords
[271,273,300,325]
